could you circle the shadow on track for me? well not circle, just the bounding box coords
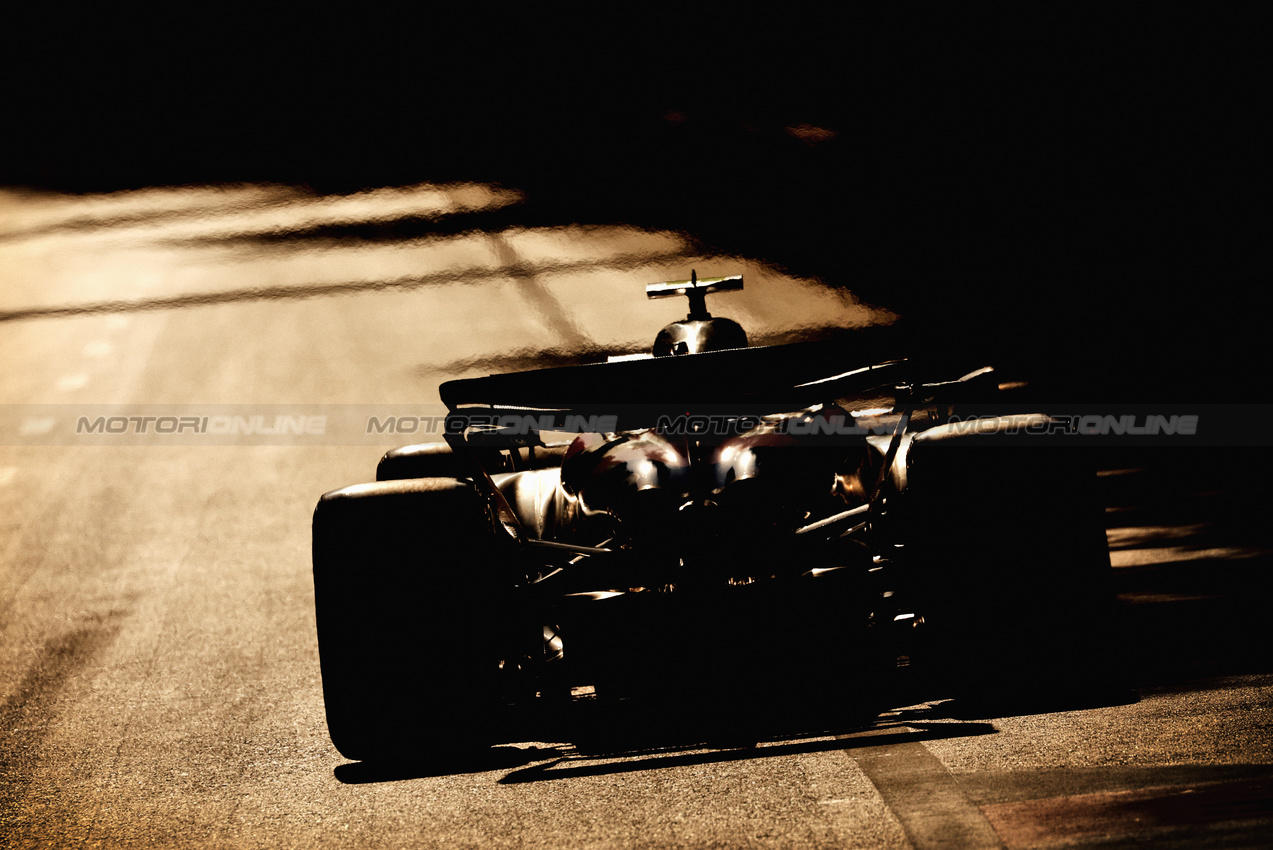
[331,703,1000,786]
[1096,448,1273,690]
[497,719,999,786]
[333,745,562,785]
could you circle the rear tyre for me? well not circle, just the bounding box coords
[905,439,1115,706]
[312,477,518,763]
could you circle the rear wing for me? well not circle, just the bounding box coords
[440,340,911,435]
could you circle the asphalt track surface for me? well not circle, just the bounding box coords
[2,186,1272,848]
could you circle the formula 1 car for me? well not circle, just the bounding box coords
[312,273,1113,763]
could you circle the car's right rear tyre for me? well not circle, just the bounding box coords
[902,430,1115,705]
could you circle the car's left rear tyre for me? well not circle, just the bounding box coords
[312,477,518,764]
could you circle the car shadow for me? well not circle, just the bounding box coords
[333,745,564,784]
[332,702,998,786]
[496,716,998,785]
[935,685,1141,722]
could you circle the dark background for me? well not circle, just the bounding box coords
[4,10,1262,403]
